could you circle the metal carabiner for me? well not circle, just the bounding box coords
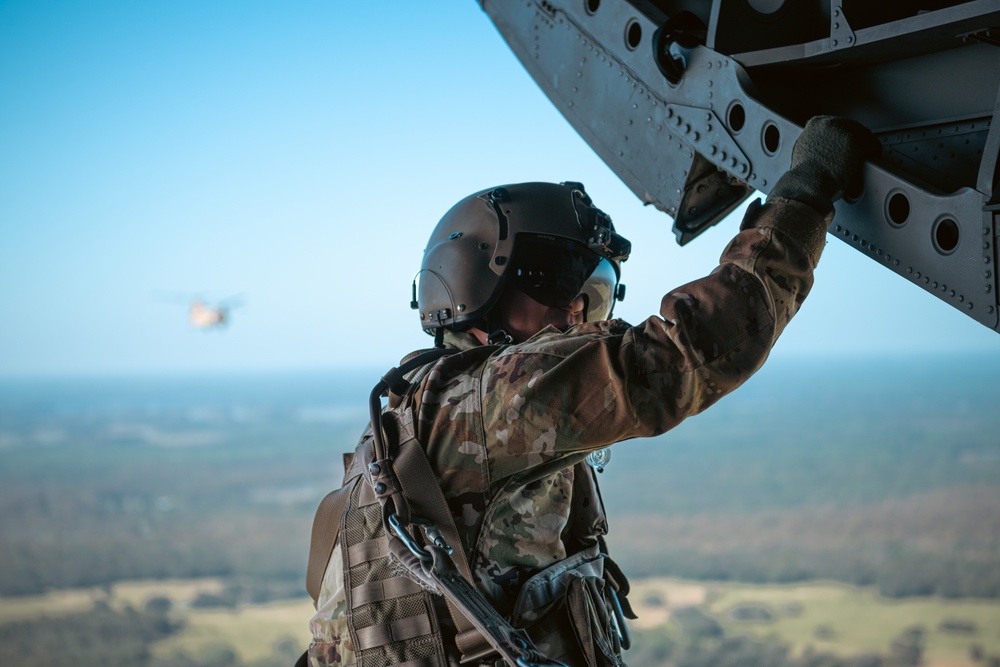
[387,513,431,562]
[511,634,568,667]
[608,585,632,650]
[421,522,454,555]
[387,513,455,561]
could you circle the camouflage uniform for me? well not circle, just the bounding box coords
[309,196,828,665]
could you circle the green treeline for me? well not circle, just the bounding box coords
[0,598,303,667]
[2,359,1000,599]
[627,620,936,667]
[0,360,1000,597]
[0,601,181,667]
[0,360,999,667]
[618,543,1000,599]
[598,357,1000,599]
[0,539,235,597]
[0,421,344,597]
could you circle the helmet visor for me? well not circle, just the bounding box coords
[579,257,619,321]
[510,236,620,321]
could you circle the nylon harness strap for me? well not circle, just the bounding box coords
[307,347,564,666]
[366,356,565,667]
[305,349,446,605]
[306,480,355,604]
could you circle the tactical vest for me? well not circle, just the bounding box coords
[306,350,635,667]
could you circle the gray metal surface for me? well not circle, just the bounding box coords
[480,0,1000,333]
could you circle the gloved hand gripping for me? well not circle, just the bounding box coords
[768,116,882,215]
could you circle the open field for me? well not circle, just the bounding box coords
[1,358,998,665]
[151,598,313,665]
[2,360,998,600]
[0,578,225,624]
[631,578,1000,667]
[0,577,309,665]
[3,577,999,666]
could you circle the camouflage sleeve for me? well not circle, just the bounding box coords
[482,197,829,480]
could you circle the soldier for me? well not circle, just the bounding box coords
[304,116,879,667]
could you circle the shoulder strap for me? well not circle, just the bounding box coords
[306,451,366,604]
[367,362,565,666]
[306,480,357,604]
[309,347,564,665]
[372,407,563,666]
[305,347,446,606]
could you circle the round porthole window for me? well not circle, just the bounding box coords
[932,217,959,255]
[886,192,910,227]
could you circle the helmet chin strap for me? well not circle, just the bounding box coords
[484,306,514,346]
[487,329,514,345]
[462,311,513,347]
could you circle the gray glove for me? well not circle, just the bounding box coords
[768,116,881,214]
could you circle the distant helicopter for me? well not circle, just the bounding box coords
[153,292,244,330]
[187,297,242,330]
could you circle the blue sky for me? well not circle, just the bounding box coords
[1,2,997,377]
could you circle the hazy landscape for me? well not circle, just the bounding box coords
[1,353,998,666]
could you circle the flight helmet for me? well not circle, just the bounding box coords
[412,181,631,336]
